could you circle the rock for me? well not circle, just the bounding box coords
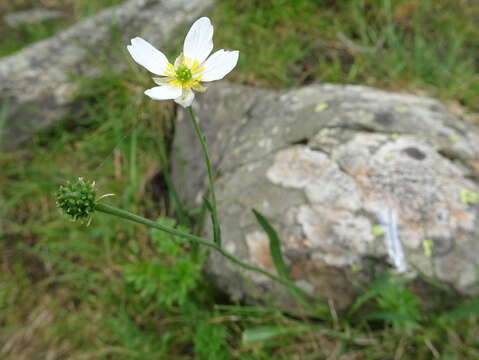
[0,0,212,148]
[172,83,479,311]
[4,9,65,27]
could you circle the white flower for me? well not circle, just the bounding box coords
[127,17,239,107]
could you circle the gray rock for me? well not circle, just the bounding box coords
[4,9,65,27]
[172,83,479,311]
[0,0,212,148]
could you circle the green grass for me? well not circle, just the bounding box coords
[210,0,479,111]
[1,0,479,358]
[0,20,64,56]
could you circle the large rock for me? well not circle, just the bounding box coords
[0,0,212,148]
[172,83,479,310]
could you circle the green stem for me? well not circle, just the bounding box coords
[95,202,313,307]
[96,202,205,244]
[187,106,221,245]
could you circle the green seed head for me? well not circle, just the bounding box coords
[175,65,192,83]
[56,178,96,221]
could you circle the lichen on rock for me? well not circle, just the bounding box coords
[172,82,479,311]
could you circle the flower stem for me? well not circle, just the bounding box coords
[95,202,315,309]
[96,202,204,244]
[187,106,221,246]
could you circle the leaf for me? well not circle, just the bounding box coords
[202,195,214,213]
[252,209,288,279]
[440,300,479,322]
[242,325,307,345]
[242,325,353,345]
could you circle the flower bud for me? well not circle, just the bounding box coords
[56,178,96,221]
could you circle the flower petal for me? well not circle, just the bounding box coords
[127,37,169,75]
[183,17,213,64]
[175,90,195,108]
[144,84,182,100]
[200,50,239,82]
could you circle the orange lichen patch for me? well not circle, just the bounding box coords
[245,231,275,272]
[349,166,370,178]
[451,206,476,230]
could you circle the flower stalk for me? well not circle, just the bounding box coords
[57,174,317,311]
[94,202,312,307]
[187,106,221,245]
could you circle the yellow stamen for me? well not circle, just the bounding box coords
[164,63,176,77]
[160,57,204,91]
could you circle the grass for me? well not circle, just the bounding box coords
[211,0,479,111]
[1,0,479,358]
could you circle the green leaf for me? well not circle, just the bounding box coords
[440,300,479,322]
[202,196,214,213]
[349,272,422,330]
[242,325,307,344]
[252,209,288,279]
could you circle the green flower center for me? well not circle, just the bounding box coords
[175,65,193,83]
